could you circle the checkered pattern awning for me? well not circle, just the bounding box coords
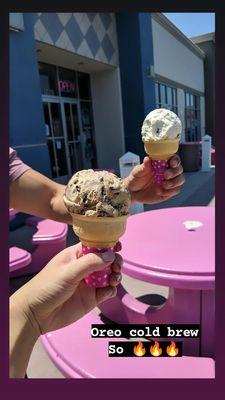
[34,13,118,66]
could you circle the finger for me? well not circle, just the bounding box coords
[67,251,115,282]
[96,286,117,304]
[168,154,181,168]
[113,241,122,252]
[159,187,181,199]
[75,242,83,259]
[109,272,122,287]
[143,156,151,166]
[162,174,185,190]
[164,165,183,180]
[111,253,123,273]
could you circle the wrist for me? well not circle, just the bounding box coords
[10,292,40,342]
[10,294,40,378]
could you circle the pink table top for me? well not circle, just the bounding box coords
[120,207,215,290]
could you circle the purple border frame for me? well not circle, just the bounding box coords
[1,1,225,399]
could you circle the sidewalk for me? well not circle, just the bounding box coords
[144,167,215,211]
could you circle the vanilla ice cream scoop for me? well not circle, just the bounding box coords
[64,169,130,217]
[141,108,182,142]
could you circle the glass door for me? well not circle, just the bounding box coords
[61,100,84,175]
[42,96,69,180]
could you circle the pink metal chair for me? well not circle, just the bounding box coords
[41,310,215,378]
[10,217,68,277]
[9,247,32,273]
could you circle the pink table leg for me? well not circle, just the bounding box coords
[201,290,215,358]
[99,285,201,356]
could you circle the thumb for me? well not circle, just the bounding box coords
[67,251,115,282]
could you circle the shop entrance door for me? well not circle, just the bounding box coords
[61,99,85,175]
[42,96,85,181]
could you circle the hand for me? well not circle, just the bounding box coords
[11,242,122,337]
[124,155,185,205]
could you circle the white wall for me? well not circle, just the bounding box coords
[152,19,204,92]
[90,68,125,173]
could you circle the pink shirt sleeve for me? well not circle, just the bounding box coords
[9,147,31,183]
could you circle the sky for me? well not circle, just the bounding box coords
[163,13,215,38]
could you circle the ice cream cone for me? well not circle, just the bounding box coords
[144,139,179,160]
[72,214,128,287]
[144,139,179,184]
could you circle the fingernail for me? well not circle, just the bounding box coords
[163,181,172,188]
[165,171,173,179]
[102,287,114,298]
[116,255,123,268]
[114,273,122,282]
[101,252,115,262]
[171,160,178,167]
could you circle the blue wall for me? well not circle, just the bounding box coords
[10,13,51,176]
[116,13,155,158]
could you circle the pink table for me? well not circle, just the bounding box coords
[100,207,215,357]
[41,310,214,378]
[41,207,215,378]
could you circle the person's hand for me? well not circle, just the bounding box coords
[124,155,185,204]
[11,242,122,337]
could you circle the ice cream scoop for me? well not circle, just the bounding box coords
[64,169,130,217]
[64,170,130,288]
[141,108,182,184]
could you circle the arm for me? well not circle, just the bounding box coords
[10,295,39,378]
[10,243,122,378]
[9,169,72,224]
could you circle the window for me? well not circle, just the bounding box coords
[155,82,178,114]
[77,72,91,100]
[58,67,78,98]
[39,63,58,96]
[185,92,201,142]
[39,62,96,175]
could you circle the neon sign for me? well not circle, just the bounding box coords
[59,80,75,94]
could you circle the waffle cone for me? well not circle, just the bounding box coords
[144,139,179,160]
[72,214,128,248]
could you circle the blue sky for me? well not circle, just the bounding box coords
[163,13,215,38]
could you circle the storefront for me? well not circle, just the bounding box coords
[10,12,207,181]
[39,62,96,179]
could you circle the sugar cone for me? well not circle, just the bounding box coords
[72,214,128,248]
[144,138,179,160]
[71,214,128,288]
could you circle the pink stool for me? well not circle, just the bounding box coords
[41,310,215,378]
[9,247,32,273]
[10,217,68,277]
[99,207,215,358]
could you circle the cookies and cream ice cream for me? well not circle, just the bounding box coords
[64,169,130,217]
[141,108,182,142]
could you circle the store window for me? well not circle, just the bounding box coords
[39,63,58,96]
[78,72,91,100]
[39,62,96,177]
[155,82,178,113]
[185,92,201,142]
[58,67,78,98]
